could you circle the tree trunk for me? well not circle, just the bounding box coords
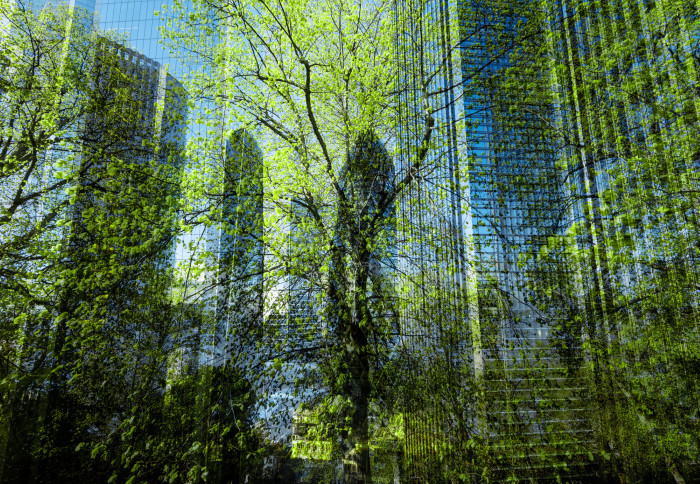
[341,284,372,484]
[342,355,371,484]
[332,241,373,484]
[392,450,403,484]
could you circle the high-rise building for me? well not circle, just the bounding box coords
[2,0,186,350]
[78,37,187,244]
[540,0,700,479]
[6,0,695,480]
[90,0,222,364]
[0,2,188,479]
[395,0,595,480]
[393,0,700,478]
[207,129,264,367]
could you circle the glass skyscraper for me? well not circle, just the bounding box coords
[210,129,264,367]
[0,2,189,480]
[24,0,188,291]
[393,0,596,480]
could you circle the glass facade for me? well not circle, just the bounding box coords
[28,0,187,271]
[40,0,96,12]
[395,0,597,480]
[93,0,198,269]
[212,129,264,366]
[97,0,172,65]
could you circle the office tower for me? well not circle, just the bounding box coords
[394,0,700,479]
[285,198,322,344]
[0,1,188,478]
[56,31,187,378]
[462,10,593,480]
[52,30,186,304]
[51,38,186,409]
[394,0,596,480]
[94,0,220,362]
[288,130,397,467]
[393,0,480,474]
[29,0,186,257]
[341,131,397,288]
[269,135,395,358]
[331,130,396,331]
[207,129,264,367]
[541,0,700,479]
[391,4,482,476]
[1,0,186,379]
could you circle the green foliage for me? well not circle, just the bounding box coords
[162,0,443,481]
[0,3,259,483]
[2,0,699,481]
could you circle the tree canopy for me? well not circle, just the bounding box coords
[1,0,700,482]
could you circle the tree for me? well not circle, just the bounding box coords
[160,0,563,480]
[0,4,107,478]
[160,0,452,481]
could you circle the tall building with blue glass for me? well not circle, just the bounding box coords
[210,129,264,367]
[21,0,188,301]
[0,1,188,480]
[394,0,595,480]
[83,0,240,369]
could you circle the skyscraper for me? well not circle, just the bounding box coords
[91,0,228,367]
[0,2,188,479]
[333,130,397,334]
[540,0,700,478]
[81,37,186,280]
[395,0,596,480]
[208,129,264,367]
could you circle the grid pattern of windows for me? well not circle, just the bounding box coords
[97,0,173,66]
[543,0,700,476]
[394,0,597,479]
[463,8,595,478]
